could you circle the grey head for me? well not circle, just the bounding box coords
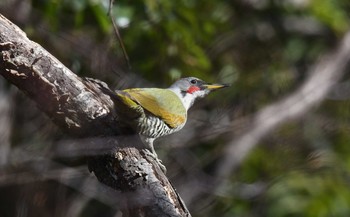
[168,77,229,110]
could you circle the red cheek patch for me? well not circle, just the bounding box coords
[187,86,200,94]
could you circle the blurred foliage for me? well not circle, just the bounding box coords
[1,0,350,216]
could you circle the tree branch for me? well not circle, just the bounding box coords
[0,13,190,217]
[216,31,350,178]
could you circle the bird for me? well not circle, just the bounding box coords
[111,77,229,168]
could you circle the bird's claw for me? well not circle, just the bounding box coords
[144,149,167,173]
[156,158,167,173]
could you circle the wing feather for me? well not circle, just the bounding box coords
[123,88,186,128]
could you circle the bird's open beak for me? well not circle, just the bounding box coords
[203,83,230,90]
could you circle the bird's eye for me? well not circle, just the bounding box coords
[190,79,197,84]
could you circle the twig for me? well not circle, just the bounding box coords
[108,0,132,70]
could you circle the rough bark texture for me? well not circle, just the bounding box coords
[0,13,191,217]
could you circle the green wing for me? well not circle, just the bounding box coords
[118,88,187,128]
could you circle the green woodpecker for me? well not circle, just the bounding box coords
[113,77,229,155]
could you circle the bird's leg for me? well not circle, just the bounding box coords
[141,136,167,173]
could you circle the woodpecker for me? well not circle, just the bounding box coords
[112,77,229,156]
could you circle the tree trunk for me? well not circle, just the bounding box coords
[0,13,191,217]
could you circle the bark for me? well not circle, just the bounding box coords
[0,13,191,217]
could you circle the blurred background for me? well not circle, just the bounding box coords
[1,0,350,216]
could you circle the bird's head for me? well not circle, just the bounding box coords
[168,77,229,110]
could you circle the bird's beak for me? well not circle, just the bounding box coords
[203,83,230,90]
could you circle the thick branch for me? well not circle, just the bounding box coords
[0,13,190,217]
[0,16,116,136]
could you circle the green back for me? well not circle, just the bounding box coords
[123,88,187,128]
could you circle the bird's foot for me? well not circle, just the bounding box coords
[143,149,167,173]
[156,158,167,173]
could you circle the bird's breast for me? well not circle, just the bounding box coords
[138,115,186,138]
